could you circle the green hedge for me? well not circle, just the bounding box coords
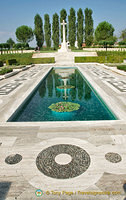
[0,53,55,65]
[75,51,126,63]
[97,51,126,56]
[117,65,126,72]
[0,53,33,62]
[32,57,55,64]
[17,57,55,65]
[75,56,107,63]
[75,56,124,63]
[0,61,3,67]
[6,59,17,65]
[0,67,13,75]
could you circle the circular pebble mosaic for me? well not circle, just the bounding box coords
[36,144,91,179]
[105,152,122,163]
[5,154,22,165]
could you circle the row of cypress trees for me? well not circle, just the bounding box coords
[34,8,93,49]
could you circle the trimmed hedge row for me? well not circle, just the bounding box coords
[0,67,13,75]
[97,51,126,56]
[32,57,55,64]
[0,53,55,65]
[17,57,55,65]
[0,61,3,67]
[6,59,17,65]
[117,65,126,72]
[75,51,126,64]
[0,53,33,62]
[75,56,124,63]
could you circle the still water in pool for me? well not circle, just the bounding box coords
[10,68,116,121]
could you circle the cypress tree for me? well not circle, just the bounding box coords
[52,13,59,49]
[44,14,51,48]
[34,14,44,48]
[84,8,94,46]
[60,9,67,42]
[77,8,84,49]
[68,8,76,47]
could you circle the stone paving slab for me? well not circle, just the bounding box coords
[32,52,98,65]
[0,64,125,199]
[0,126,126,200]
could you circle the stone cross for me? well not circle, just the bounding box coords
[61,20,67,43]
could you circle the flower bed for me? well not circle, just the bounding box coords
[48,102,80,112]
[57,85,75,89]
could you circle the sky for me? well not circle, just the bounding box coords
[0,0,126,47]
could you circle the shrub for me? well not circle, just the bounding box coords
[0,53,55,65]
[118,41,126,45]
[6,59,17,65]
[75,51,126,63]
[0,67,13,75]
[70,46,78,51]
[117,65,126,72]
[0,61,3,67]
[97,51,126,56]
[75,56,105,63]
[32,57,55,64]
[75,56,124,63]
[0,53,33,63]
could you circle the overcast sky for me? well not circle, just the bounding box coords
[0,0,125,46]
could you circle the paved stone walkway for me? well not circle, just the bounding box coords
[0,64,125,200]
[0,66,46,95]
[86,65,126,92]
[32,52,97,65]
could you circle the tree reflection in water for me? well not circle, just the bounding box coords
[38,68,91,101]
[38,80,46,98]
[84,82,92,101]
[54,72,61,98]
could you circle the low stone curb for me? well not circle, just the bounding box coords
[102,64,126,76]
[4,71,19,78]
[21,66,30,71]
[0,76,4,81]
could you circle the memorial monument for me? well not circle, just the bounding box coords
[58,20,70,52]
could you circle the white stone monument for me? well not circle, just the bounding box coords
[58,20,70,52]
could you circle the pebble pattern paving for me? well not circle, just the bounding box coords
[36,144,91,179]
